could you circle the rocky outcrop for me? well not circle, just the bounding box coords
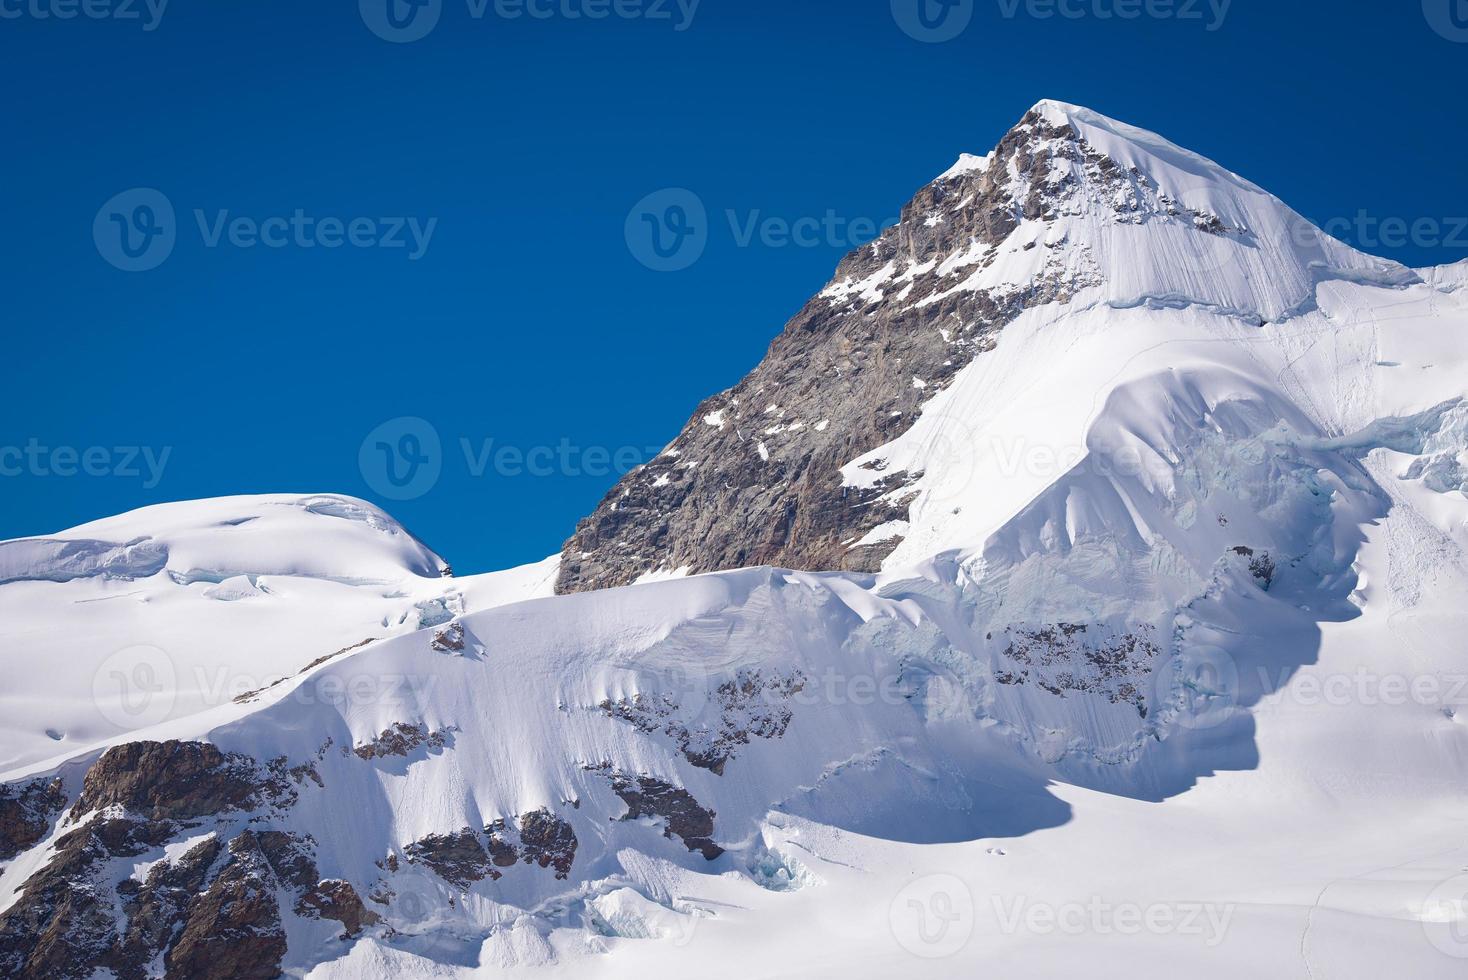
[0,777,66,861]
[352,722,454,761]
[0,742,372,980]
[1230,546,1276,588]
[114,835,223,977]
[431,622,466,653]
[0,815,178,979]
[592,767,723,860]
[514,809,578,880]
[994,623,1162,716]
[601,669,805,775]
[405,808,580,885]
[0,818,306,980]
[404,829,494,888]
[72,740,283,822]
[296,879,381,939]
[557,108,1143,593]
[164,832,288,980]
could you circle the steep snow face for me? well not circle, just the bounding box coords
[996,100,1415,322]
[848,271,1468,573]
[0,495,557,772]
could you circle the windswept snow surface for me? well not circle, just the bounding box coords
[4,103,1468,978]
[0,494,557,772]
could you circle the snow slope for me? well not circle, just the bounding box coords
[0,494,557,773]
[3,102,1468,979]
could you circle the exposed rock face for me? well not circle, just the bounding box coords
[594,768,723,861]
[296,879,382,939]
[0,777,67,861]
[115,835,223,977]
[405,809,580,885]
[601,669,805,775]
[558,107,1165,593]
[352,722,453,761]
[164,832,288,980]
[515,809,578,880]
[994,623,1162,717]
[404,829,494,888]
[73,740,279,822]
[0,815,307,980]
[1230,546,1277,588]
[0,816,177,979]
[0,742,369,980]
[431,622,466,653]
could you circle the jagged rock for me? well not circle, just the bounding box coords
[515,809,578,880]
[995,623,1161,716]
[0,815,176,979]
[252,829,318,891]
[485,820,520,869]
[0,744,323,980]
[114,835,223,979]
[405,829,494,888]
[431,621,466,653]
[165,832,287,980]
[296,879,381,939]
[405,809,579,888]
[0,777,67,861]
[593,768,723,860]
[73,741,280,822]
[352,722,453,761]
[601,669,805,775]
[558,109,1137,594]
[1231,546,1276,588]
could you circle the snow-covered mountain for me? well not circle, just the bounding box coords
[556,99,1421,593]
[4,101,1468,979]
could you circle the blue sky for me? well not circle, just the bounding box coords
[3,0,1466,572]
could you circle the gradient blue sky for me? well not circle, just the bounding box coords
[3,0,1466,572]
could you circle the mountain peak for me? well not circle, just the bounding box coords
[558,100,1424,594]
